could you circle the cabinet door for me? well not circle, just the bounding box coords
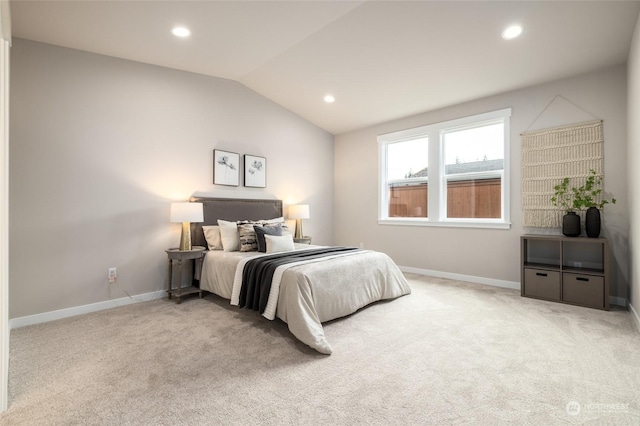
[562,273,604,309]
[523,268,561,301]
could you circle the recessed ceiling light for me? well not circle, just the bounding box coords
[172,27,191,38]
[502,24,523,40]
[324,95,335,103]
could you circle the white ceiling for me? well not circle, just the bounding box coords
[9,0,640,135]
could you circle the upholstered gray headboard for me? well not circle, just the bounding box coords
[189,197,283,249]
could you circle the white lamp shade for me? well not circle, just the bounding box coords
[170,202,203,223]
[288,204,310,219]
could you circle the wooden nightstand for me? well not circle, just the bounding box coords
[165,246,206,304]
[293,237,312,245]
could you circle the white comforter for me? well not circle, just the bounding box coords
[199,245,411,354]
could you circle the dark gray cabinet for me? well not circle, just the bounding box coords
[521,235,609,310]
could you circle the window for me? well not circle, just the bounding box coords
[386,137,428,218]
[378,108,511,229]
[443,121,504,219]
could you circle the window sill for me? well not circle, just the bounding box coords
[378,218,511,230]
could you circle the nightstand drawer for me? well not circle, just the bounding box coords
[563,273,604,309]
[524,268,560,301]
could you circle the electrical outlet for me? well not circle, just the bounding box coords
[574,262,582,268]
[108,267,117,283]
[359,242,364,249]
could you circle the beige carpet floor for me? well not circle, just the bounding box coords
[1,274,640,425]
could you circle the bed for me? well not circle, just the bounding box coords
[190,197,411,354]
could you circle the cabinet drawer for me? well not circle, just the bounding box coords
[524,268,561,301]
[562,273,604,309]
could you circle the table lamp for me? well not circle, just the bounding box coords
[288,204,310,239]
[170,202,204,251]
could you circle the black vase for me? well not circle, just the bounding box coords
[562,212,581,237]
[585,207,601,238]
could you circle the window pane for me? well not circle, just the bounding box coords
[389,183,428,217]
[387,138,428,218]
[387,138,428,181]
[443,122,503,219]
[447,178,501,218]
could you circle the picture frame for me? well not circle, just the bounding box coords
[244,154,267,188]
[213,149,240,186]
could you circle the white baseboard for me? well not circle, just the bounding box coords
[630,303,640,333]
[399,266,520,291]
[9,290,166,329]
[400,266,628,307]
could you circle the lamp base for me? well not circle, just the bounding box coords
[294,219,303,239]
[179,222,192,251]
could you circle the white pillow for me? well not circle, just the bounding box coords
[265,234,295,254]
[202,225,223,251]
[284,219,296,236]
[261,216,285,225]
[217,219,240,252]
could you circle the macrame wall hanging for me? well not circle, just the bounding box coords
[521,96,603,228]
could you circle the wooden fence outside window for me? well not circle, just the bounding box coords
[389,178,501,219]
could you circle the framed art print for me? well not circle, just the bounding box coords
[213,149,240,186]
[244,154,266,188]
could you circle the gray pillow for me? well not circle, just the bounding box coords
[253,224,283,253]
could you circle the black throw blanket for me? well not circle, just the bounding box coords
[239,247,361,314]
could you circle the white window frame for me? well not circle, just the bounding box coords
[378,108,511,229]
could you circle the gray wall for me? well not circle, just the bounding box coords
[9,39,335,319]
[335,65,629,299]
[628,11,640,315]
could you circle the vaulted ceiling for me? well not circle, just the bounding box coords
[10,1,640,135]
